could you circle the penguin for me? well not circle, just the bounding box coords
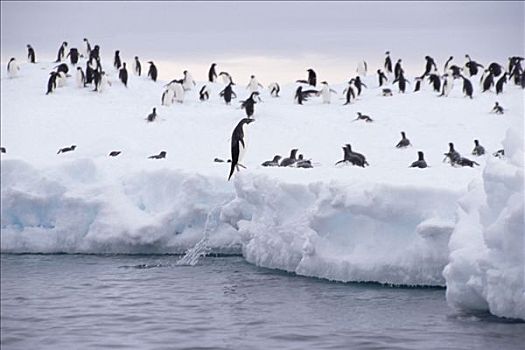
[90,45,100,61]
[295,155,313,168]
[148,151,167,159]
[354,112,373,122]
[428,73,441,92]
[280,149,298,167]
[481,71,494,92]
[410,151,427,168]
[443,142,461,164]
[228,118,255,180]
[208,63,217,82]
[96,71,110,92]
[444,56,454,73]
[199,85,210,101]
[493,149,505,158]
[384,51,392,74]
[382,88,393,97]
[119,62,128,87]
[454,157,479,167]
[93,70,101,91]
[55,63,69,75]
[46,71,58,95]
[464,55,484,77]
[261,155,282,167]
[488,62,503,77]
[87,54,100,84]
[167,79,185,103]
[1,147,6,153]
[246,75,263,93]
[6,58,19,78]
[147,61,158,81]
[460,75,473,99]
[27,45,36,63]
[394,59,403,80]
[353,76,367,96]
[219,82,237,104]
[294,86,318,105]
[218,71,233,85]
[495,73,507,94]
[423,55,438,77]
[56,70,67,88]
[377,69,388,87]
[393,72,409,93]
[296,69,317,86]
[133,56,142,76]
[335,144,368,167]
[161,88,175,106]
[268,82,280,97]
[55,41,68,62]
[509,63,523,86]
[356,60,367,76]
[492,102,504,115]
[439,73,454,97]
[114,50,122,70]
[343,80,356,104]
[76,67,86,88]
[182,70,196,91]
[414,77,422,92]
[317,81,337,103]
[448,65,463,78]
[214,158,226,163]
[472,140,485,156]
[67,48,79,65]
[146,108,157,122]
[240,92,259,118]
[396,132,411,148]
[109,151,121,157]
[83,38,91,58]
[57,145,76,154]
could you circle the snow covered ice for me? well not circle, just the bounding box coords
[1,58,523,320]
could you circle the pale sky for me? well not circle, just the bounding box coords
[1,1,524,83]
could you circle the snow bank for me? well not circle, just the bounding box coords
[444,127,525,320]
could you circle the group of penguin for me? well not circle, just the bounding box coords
[4,42,521,181]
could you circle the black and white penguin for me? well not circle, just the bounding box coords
[83,38,91,58]
[472,140,485,156]
[317,81,337,103]
[114,50,122,70]
[396,132,411,148]
[57,145,76,154]
[133,56,142,76]
[495,73,507,94]
[146,108,157,122]
[394,59,403,80]
[493,149,505,158]
[268,82,280,97]
[27,45,36,63]
[261,155,282,167]
[219,82,237,104]
[119,62,128,87]
[343,80,356,104]
[246,75,263,93]
[208,63,217,82]
[94,71,110,92]
[356,59,367,76]
[454,157,479,167]
[464,55,484,77]
[148,151,166,159]
[67,48,79,65]
[414,77,422,92]
[295,154,313,168]
[353,76,367,96]
[294,86,318,105]
[55,41,68,62]
[423,55,438,77]
[147,61,158,81]
[354,112,373,122]
[335,144,368,167]
[240,92,259,118]
[384,51,393,74]
[76,67,86,88]
[382,88,393,96]
[182,70,196,91]
[55,63,69,75]
[46,71,58,95]
[393,72,409,93]
[161,88,175,106]
[428,73,441,92]
[460,75,473,99]
[228,118,255,180]
[448,65,463,78]
[444,56,454,73]
[481,71,494,92]
[410,151,427,168]
[218,71,233,85]
[199,85,210,101]
[377,69,388,87]
[296,69,317,86]
[488,62,503,77]
[443,142,461,164]
[166,79,184,102]
[91,45,100,61]
[492,102,504,115]
[440,73,454,97]
[7,58,19,78]
[280,149,298,167]
[109,151,121,157]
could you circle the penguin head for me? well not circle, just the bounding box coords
[148,61,154,64]
[345,144,352,151]
[401,131,406,138]
[357,112,362,116]
[71,145,77,150]
[63,41,68,46]
[474,139,479,146]
[77,67,82,70]
[377,69,381,73]
[153,107,156,113]
[135,56,139,60]
[184,70,188,75]
[250,75,255,79]
[386,51,390,55]
[27,44,31,48]
[211,63,216,67]
[321,81,328,85]
[298,154,304,160]
[9,57,15,62]
[273,155,282,162]
[418,151,424,160]
[449,142,455,151]
[241,118,255,125]
[291,149,298,157]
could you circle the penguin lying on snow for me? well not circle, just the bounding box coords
[471,140,485,156]
[396,132,411,148]
[57,145,76,154]
[492,102,504,114]
[261,155,281,167]
[294,86,318,105]
[295,154,313,168]
[335,144,369,167]
[109,151,121,157]
[410,151,427,168]
[443,142,461,164]
[354,112,373,122]
[280,149,298,167]
[148,151,167,159]
[146,108,157,122]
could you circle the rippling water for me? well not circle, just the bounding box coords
[1,254,524,350]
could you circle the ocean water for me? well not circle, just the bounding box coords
[1,254,524,350]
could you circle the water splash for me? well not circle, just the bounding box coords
[176,206,222,266]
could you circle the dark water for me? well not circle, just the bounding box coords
[1,254,524,350]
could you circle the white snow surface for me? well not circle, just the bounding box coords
[1,60,523,319]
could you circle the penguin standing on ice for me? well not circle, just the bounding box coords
[317,81,337,103]
[94,71,110,92]
[133,56,142,76]
[460,75,473,98]
[394,59,403,80]
[246,75,263,93]
[46,71,58,94]
[356,60,367,76]
[296,69,317,86]
[481,71,494,92]
[199,85,210,101]
[472,140,485,156]
[343,80,356,105]
[146,108,157,122]
[353,76,367,96]
[488,62,503,77]
[440,73,454,97]
[27,45,36,63]
[147,61,158,81]
[495,73,507,94]
[67,48,79,65]
[83,38,91,58]
[161,88,175,106]
[182,70,196,91]
[428,73,441,92]
[384,51,393,74]
[294,86,318,105]
[167,79,185,103]
[76,67,86,88]
[208,63,217,82]
[377,69,388,86]
[410,151,427,168]
[228,118,255,181]
[240,92,259,118]
[55,41,68,62]
[422,55,438,77]
[114,50,122,70]
[219,71,233,85]
[219,82,237,104]
[393,72,409,93]
[464,55,483,77]
[7,58,19,78]
[443,142,461,164]
[268,82,280,97]
[119,62,128,87]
